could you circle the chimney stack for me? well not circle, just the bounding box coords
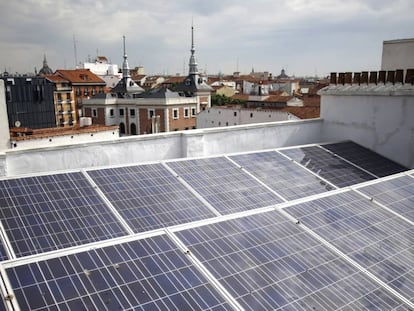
[361,71,369,84]
[395,69,404,83]
[369,72,378,84]
[378,71,386,84]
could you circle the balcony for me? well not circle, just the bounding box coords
[56,87,72,92]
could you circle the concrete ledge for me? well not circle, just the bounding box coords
[1,119,323,177]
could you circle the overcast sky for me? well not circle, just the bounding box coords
[1,0,413,77]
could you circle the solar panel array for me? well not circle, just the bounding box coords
[0,141,412,310]
[87,164,217,233]
[166,156,284,214]
[0,172,128,258]
[229,151,334,200]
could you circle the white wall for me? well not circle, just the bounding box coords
[1,119,323,177]
[321,91,414,168]
[183,119,322,157]
[0,80,10,151]
[381,38,414,71]
[197,107,299,129]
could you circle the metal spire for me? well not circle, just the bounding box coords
[189,22,198,75]
[122,35,130,79]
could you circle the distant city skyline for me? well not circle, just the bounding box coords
[1,0,413,77]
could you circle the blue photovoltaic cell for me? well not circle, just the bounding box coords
[166,157,283,214]
[284,191,414,303]
[321,141,407,177]
[87,164,217,233]
[6,235,233,311]
[229,151,334,200]
[280,146,375,187]
[0,173,128,257]
[358,175,414,222]
[175,210,408,310]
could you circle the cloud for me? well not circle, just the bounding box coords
[0,0,413,76]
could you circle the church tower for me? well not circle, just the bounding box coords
[111,36,144,97]
[176,23,212,111]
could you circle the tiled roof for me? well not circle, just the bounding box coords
[131,74,147,81]
[46,75,68,83]
[162,76,186,84]
[264,95,293,102]
[280,106,320,119]
[55,69,106,85]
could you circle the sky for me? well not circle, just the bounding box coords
[0,0,413,77]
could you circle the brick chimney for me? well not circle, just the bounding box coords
[330,72,337,84]
[369,71,378,84]
[386,71,395,84]
[353,72,361,85]
[395,69,404,83]
[405,69,414,84]
[361,71,369,84]
[378,71,386,84]
[344,72,352,84]
[338,73,345,85]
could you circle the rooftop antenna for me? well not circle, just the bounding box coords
[73,35,78,68]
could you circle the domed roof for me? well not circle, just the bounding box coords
[39,54,53,75]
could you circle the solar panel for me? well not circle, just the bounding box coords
[280,145,376,187]
[321,141,407,177]
[174,210,409,310]
[5,234,233,310]
[229,151,334,200]
[284,191,414,303]
[0,173,128,257]
[87,164,217,233]
[166,157,284,214]
[357,175,414,222]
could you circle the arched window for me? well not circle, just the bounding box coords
[130,123,137,135]
[119,122,125,134]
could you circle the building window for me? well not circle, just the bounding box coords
[76,87,81,96]
[148,109,155,119]
[99,87,104,94]
[110,109,114,117]
[119,108,124,116]
[130,109,135,117]
[92,109,97,117]
[57,93,62,102]
[91,88,96,96]
[234,111,237,117]
[84,88,89,96]
[191,107,196,116]
[250,113,253,118]
[184,108,190,118]
[173,108,179,120]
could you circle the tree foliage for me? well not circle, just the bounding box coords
[211,94,247,107]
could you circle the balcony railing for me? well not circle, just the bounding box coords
[56,87,72,92]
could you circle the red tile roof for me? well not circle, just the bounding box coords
[55,69,106,85]
[46,75,68,83]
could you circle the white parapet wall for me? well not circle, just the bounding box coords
[320,79,414,168]
[1,119,323,177]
